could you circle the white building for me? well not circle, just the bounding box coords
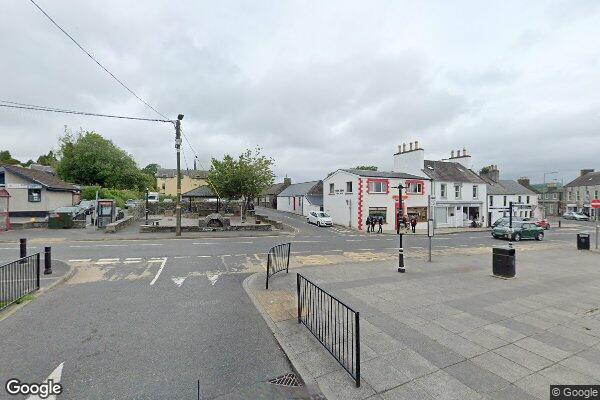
[276,180,323,217]
[394,142,488,228]
[323,169,431,232]
[480,165,540,225]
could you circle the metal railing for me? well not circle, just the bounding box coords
[265,242,291,289]
[297,273,360,387]
[0,253,40,312]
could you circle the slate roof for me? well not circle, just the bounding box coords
[181,186,215,198]
[422,160,485,184]
[260,181,289,196]
[341,169,429,180]
[483,179,537,196]
[278,181,321,197]
[305,194,323,206]
[565,171,600,188]
[1,164,78,191]
[156,169,209,179]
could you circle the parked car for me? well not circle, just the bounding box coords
[162,198,173,203]
[307,211,333,227]
[563,212,575,220]
[523,217,550,230]
[124,199,140,209]
[77,200,96,215]
[147,192,159,203]
[571,212,590,221]
[492,217,522,228]
[492,221,544,241]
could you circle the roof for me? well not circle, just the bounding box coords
[278,181,321,197]
[260,181,289,196]
[340,169,429,180]
[422,160,485,184]
[155,169,209,179]
[565,171,600,188]
[29,164,55,174]
[305,194,323,206]
[1,164,78,191]
[531,183,563,192]
[484,179,537,196]
[181,186,215,198]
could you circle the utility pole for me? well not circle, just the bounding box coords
[396,183,405,273]
[175,114,184,237]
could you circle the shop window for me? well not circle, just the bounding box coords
[408,207,427,222]
[368,207,387,223]
[28,188,41,202]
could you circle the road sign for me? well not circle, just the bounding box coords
[592,199,600,209]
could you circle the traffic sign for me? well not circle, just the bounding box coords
[591,199,600,209]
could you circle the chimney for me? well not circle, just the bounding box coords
[518,177,530,187]
[409,142,413,151]
[463,147,467,156]
[581,169,595,177]
[450,150,455,158]
[398,144,402,154]
[456,149,461,157]
[283,177,291,186]
[481,164,500,183]
[414,140,419,149]
[402,143,406,153]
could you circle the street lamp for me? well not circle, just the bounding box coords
[394,184,406,273]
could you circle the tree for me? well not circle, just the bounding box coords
[36,150,58,167]
[207,148,275,219]
[142,163,160,177]
[56,130,153,191]
[355,165,378,171]
[0,150,21,165]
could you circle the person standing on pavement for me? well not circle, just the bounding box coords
[410,217,417,233]
[377,216,383,233]
[366,215,372,233]
[371,216,376,233]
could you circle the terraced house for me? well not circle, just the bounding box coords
[564,169,600,219]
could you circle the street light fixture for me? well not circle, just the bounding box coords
[394,184,406,273]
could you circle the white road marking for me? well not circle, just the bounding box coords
[207,273,219,285]
[125,257,142,261]
[345,239,363,242]
[95,258,120,265]
[292,240,321,243]
[150,258,168,285]
[68,258,92,262]
[197,255,212,258]
[0,247,18,250]
[69,245,91,248]
[94,244,129,247]
[171,277,186,287]
[140,243,163,246]
[26,362,63,400]
[173,256,189,259]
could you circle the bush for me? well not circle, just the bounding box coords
[81,186,142,208]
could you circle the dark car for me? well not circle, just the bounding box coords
[492,221,544,241]
[492,217,522,228]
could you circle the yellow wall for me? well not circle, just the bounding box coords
[157,176,207,197]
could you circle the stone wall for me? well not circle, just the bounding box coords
[140,223,272,233]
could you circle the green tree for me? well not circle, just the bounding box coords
[207,148,274,218]
[0,150,21,165]
[141,163,160,190]
[36,150,58,167]
[355,165,378,171]
[56,131,153,191]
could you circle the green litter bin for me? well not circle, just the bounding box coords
[48,207,79,229]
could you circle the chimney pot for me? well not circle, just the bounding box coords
[415,140,419,149]
[409,142,413,151]
[456,149,461,157]
[450,150,455,158]
[463,147,467,156]
[402,143,406,152]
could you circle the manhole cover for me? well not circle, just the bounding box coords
[268,372,303,387]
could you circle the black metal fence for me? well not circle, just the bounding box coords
[297,273,360,387]
[0,253,40,312]
[265,242,291,289]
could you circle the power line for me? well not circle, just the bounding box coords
[0,100,173,123]
[28,0,168,120]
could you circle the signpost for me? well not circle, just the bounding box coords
[427,195,435,262]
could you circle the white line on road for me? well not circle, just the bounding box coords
[140,243,164,246]
[292,240,321,243]
[96,258,120,264]
[26,362,63,400]
[150,257,168,285]
[173,256,190,259]
[171,276,186,287]
[207,273,219,285]
[68,258,92,262]
[196,255,212,258]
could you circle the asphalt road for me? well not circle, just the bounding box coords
[0,208,597,399]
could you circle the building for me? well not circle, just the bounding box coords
[277,181,323,216]
[531,182,564,217]
[480,166,540,225]
[0,164,80,217]
[323,169,430,232]
[155,168,209,197]
[393,142,487,228]
[256,177,291,208]
[564,169,600,218]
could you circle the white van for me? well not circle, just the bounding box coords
[147,192,160,203]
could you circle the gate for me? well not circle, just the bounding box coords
[265,242,291,289]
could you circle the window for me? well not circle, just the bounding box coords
[368,207,387,222]
[576,191,580,201]
[454,184,461,199]
[28,188,41,202]
[408,207,428,222]
[329,183,334,194]
[526,196,530,204]
[408,182,423,194]
[369,180,387,193]
[440,184,447,198]
[595,190,599,200]
[489,196,494,207]
[553,193,557,200]
[346,181,353,193]
[0,171,4,186]
[472,185,478,199]
[518,196,522,204]
[503,196,507,206]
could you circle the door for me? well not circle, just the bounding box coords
[521,223,535,239]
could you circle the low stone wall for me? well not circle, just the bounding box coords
[10,220,49,230]
[139,223,272,233]
[105,216,134,233]
[254,214,294,232]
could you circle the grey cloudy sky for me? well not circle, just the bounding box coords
[1,0,599,184]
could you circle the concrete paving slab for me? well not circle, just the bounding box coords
[444,360,511,394]
[494,344,554,371]
[471,351,533,383]
[513,337,572,361]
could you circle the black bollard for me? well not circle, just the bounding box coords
[44,246,52,275]
[558,220,561,228]
[19,238,27,259]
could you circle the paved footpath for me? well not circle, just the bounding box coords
[248,246,600,400]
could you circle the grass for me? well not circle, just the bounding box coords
[0,293,35,310]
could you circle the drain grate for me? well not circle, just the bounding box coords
[268,372,303,387]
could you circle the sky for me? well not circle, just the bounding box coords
[1,0,599,185]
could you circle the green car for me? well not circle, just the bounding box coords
[492,221,544,241]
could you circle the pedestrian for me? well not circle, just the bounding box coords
[377,216,383,233]
[411,217,417,233]
[371,217,377,233]
[366,215,372,233]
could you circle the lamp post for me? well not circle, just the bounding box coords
[145,187,149,225]
[395,183,406,273]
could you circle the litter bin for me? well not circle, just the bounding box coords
[577,233,590,250]
[48,207,78,229]
[492,246,516,278]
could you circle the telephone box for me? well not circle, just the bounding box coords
[96,199,116,228]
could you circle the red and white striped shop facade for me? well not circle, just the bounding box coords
[323,169,431,232]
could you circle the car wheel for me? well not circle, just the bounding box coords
[535,232,544,241]
[513,233,521,241]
